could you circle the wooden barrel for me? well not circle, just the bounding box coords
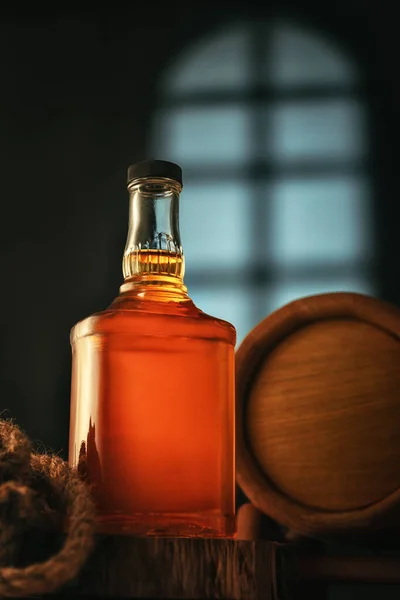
[236,292,400,540]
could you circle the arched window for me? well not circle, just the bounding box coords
[151,19,374,345]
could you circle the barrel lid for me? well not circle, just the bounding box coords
[236,292,400,537]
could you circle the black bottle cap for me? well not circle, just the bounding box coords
[127,160,183,186]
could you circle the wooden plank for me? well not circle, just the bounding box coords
[60,537,278,599]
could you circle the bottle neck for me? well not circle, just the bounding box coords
[120,177,189,301]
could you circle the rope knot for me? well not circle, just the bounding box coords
[0,481,36,525]
[0,421,31,484]
[0,419,96,597]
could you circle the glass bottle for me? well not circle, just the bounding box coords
[69,160,236,537]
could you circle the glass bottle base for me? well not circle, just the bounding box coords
[95,511,236,538]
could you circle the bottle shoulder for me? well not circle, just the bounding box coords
[71,296,236,346]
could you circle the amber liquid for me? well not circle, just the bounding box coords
[69,251,236,537]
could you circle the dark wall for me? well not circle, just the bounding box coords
[1,2,399,454]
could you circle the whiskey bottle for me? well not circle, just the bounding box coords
[69,160,236,537]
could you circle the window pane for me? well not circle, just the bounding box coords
[268,176,373,266]
[160,26,251,94]
[154,106,251,167]
[268,23,356,87]
[267,100,365,161]
[181,181,251,269]
[263,277,375,315]
[190,285,253,347]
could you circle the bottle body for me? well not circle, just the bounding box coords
[69,292,236,536]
